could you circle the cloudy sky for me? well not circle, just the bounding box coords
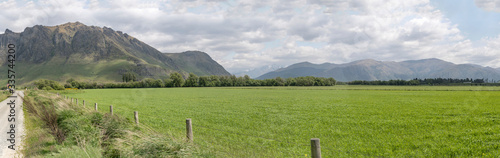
[1,0,500,73]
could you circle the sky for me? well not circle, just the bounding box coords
[1,0,500,73]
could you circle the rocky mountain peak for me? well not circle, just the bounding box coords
[4,29,13,34]
[0,22,231,84]
[61,21,85,26]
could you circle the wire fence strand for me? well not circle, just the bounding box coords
[54,93,328,157]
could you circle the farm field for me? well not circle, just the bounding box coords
[62,86,500,157]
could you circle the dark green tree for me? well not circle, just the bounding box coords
[154,79,164,87]
[286,78,296,86]
[142,78,156,88]
[170,72,184,87]
[164,78,173,87]
[208,75,220,87]
[184,73,199,87]
[199,76,208,87]
[66,78,76,84]
[275,77,285,86]
[122,72,137,82]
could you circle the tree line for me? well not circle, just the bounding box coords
[346,78,498,86]
[31,75,500,90]
[34,72,337,90]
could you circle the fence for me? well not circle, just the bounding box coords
[60,94,326,157]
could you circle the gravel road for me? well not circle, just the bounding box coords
[0,91,24,158]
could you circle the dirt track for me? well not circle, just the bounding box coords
[0,91,24,158]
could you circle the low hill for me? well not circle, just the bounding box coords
[257,58,500,82]
[0,22,230,85]
[164,51,230,76]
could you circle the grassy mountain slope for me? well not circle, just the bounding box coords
[165,51,231,76]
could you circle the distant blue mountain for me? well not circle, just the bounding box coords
[233,64,283,78]
[257,58,500,82]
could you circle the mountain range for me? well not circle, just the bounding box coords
[257,58,500,82]
[0,22,229,85]
[232,64,283,78]
[2,22,499,85]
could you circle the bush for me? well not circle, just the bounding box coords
[22,94,65,143]
[90,112,104,126]
[133,138,187,158]
[33,79,65,90]
[100,114,128,158]
[101,114,128,142]
[58,110,101,147]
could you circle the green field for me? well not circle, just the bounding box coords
[62,86,500,157]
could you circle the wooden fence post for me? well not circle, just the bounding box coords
[94,103,98,111]
[186,118,193,142]
[311,138,321,158]
[110,105,113,115]
[134,111,139,125]
[83,100,85,107]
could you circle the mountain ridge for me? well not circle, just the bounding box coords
[257,58,500,82]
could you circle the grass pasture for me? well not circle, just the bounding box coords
[62,86,500,157]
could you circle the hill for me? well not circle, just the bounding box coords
[257,58,500,82]
[0,22,229,85]
[164,51,230,76]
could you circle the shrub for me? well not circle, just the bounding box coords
[133,138,187,158]
[58,110,101,147]
[33,79,65,90]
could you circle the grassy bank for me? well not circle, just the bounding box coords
[22,90,209,157]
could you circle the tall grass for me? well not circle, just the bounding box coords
[23,90,207,157]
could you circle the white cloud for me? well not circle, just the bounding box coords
[1,0,500,73]
[475,0,500,12]
[469,35,500,67]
